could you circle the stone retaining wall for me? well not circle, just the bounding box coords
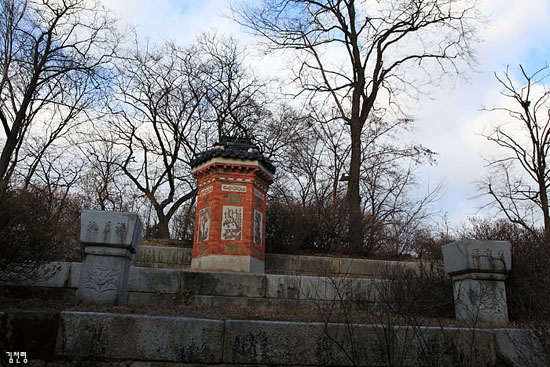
[132,246,191,269]
[132,246,427,277]
[1,311,545,366]
[0,260,408,322]
[1,262,386,308]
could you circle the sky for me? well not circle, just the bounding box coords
[100,0,550,227]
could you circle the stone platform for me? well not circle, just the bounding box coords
[0,248,432,313]
[132,245,424,277]
[0,310,544,366]
[0,244,541,366]
[2,261,390,310]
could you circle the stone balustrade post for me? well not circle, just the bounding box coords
[441,240,511,324]
[76,210,143,305]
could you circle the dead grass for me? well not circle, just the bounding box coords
[139,238,192,248]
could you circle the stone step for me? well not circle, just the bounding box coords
[132,245,429,278]
[2,262,387,309]
[2,310,534,366]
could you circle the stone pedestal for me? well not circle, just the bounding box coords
[441,240,511,324]
[76,210,143,304]
[190,139,275,272]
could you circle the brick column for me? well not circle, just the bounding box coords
[190,139,275,272]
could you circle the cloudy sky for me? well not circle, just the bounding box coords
[100,0,550,226]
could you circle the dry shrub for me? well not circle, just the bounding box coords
[265,199,348,255]
[379,261,454,320]
[265,198,445,259]
[265,198,405,257]
[408,228,454,260]
[507,233,550,322]
[0,185,81,278]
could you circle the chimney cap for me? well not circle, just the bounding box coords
[191,138,275,173]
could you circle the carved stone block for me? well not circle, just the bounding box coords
[221,206,243,241]
[442,240,511,324]
[441,240,511,276]
[80,210,143,253]
[452,277,508,324]
[76,211,143,305]
[76,247,131,304]
[197,207,211,242]
[253,210,262,245]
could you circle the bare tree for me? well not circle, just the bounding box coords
[233,0,479,249]
[197,33,268,140]
[0,0,118,185]
[78,136,136,212]
[358,115,439,255]
[480,65,550,235]
[102,35,267,239]
[103,40,203,239]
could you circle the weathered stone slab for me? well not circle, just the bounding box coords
[67,262,81,288]
[126,268,267,298]
[128,246,430,279]
[223,320,497,366]
[127,267,181,294]
[495,328,550,367]
[0,311,540,366]
[453,277,509,324]
[265,274,381,302]
[191,254,264,273]
[76,247,132,304]
[180,271,266,298]
[57,312,224,363]
[3,311,60,361]
[265,274,301,299]
[348,258,423,278]
[80,210,143,252]
[298,255,339,274]
[441,240,511,276]
[224,320,333,365]
[0,262,71,288]
[300,275,341,300]
[132,246,191,268]
[265,253,424,278]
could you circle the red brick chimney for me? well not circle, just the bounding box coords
[190,138,275,272]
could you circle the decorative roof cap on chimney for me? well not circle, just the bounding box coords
[190,136,275,173]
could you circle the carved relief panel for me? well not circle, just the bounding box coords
[253,209,263,245]
[197,207,211,242]
[222,206,243,241]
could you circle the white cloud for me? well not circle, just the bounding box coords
[100,0,241,43]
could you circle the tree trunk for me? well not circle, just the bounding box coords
[538,174,550,235]
[348,120,363,253]
[0,111,26,182]
[181,193,197,240]
[0,139,16,183]
[156,214,171,239]
[152,202,171,239]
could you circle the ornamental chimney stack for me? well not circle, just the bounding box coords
[190,137,275,272]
